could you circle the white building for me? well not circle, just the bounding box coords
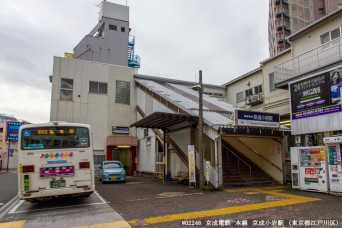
[50,1,296,189]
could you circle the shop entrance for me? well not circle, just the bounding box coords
[107,146,136,176]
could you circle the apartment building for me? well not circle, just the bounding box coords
[268,0,342,57]
[227,7,342,145]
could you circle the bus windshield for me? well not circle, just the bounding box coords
[21,126,90,150]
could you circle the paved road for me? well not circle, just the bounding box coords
[0,171,17,207]
[96,175,342,228]
[0,171,130,228]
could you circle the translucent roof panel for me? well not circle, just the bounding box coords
[135,78,236,127]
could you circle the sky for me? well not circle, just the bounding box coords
[0,0,269,124]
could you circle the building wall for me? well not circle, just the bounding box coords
[290,13,342,56]
[74,1,130,67]
[50,57,136,152]
[135,86,176,174]
[225,69,263,109]
[0,122,19,170]
[262,50,292,115]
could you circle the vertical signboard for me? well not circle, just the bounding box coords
[188,145,196,184]
[6,122,23,141]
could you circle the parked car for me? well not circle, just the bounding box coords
[99,160,126,183]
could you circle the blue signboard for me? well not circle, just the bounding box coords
[6,122,23,141]
[235,110,280,128]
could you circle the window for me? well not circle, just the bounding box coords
[245,88,253,97]
[321,32,330,44]
[331,28,341,40]
[144,128,149,137]
[236,91,244,102]
[0,127,3,133]
[115,80,130,104]
[320,27,341,44]
[109,24,117,31]
[60,78,73,101]
[0,140,2,149]
[269,73,276,91]
[21,127,90,150]
[121,27,125,32]
[94,154,105,166]
[254,85,263,94]
[89,81,108,94]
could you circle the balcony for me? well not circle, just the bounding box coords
[274,37,342,87]
[276,8,289,19]
[275,0,289,5]
[276,24,291,32]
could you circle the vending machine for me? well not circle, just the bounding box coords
[290,147,300,189]
[323,136,342,193]
[290,146,328,192]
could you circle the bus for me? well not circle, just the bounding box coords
[18,121,95,202]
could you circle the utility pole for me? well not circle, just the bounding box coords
[198,70,204,189]
[7,141,11,173]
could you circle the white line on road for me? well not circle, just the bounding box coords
[8,200,24,214]
[0,196,19,220]
[9,193,107,214]
[94,190,108,204]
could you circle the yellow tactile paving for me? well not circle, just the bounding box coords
[127,186,321,226]
[0,220,25,228]
[0,220,131,228]
[72,221,131,228]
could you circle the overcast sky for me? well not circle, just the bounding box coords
[0,0,269,123]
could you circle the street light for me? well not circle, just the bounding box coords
[192,70,204,189]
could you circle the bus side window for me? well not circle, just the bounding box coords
[53,140,61,147]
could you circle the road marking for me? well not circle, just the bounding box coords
[0,220,25,228]
[72,221,131,228]
[127,187,321,226]
[0,197,19,221]
[94,190,108,204]
[119,192,203,203]
[8,200,24,214]
[9,192,107,214]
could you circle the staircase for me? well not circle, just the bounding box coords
[222,142,279,188]
[128,35,140,68]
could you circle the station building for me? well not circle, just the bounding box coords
[50,1,342,189]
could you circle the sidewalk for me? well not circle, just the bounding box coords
[96,175,342,227]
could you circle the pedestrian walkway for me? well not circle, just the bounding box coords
[97,176,342,228]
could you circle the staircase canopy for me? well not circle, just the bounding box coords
[130,112,198,132]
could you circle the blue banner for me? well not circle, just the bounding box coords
[6,122,23,141]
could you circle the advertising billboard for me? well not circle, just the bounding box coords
[290,67,342,120]
[6,121,23,141]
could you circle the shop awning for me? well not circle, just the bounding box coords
[130,112,198,132]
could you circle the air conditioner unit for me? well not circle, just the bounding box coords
[245,94,263,105]
[253,94,260,102]
[245,96,253,105]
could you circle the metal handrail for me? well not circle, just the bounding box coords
[274,37,342,84]
[222,145,251,180]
